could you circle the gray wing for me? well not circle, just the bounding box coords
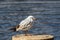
[22,22,32,30]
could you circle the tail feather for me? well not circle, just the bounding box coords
[9,25,20,32]
[9,27,16,32]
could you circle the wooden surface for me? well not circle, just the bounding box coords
[12,34,54,40]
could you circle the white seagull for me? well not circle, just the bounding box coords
[10,15,36,35]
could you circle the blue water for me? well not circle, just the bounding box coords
[0,1,60,40]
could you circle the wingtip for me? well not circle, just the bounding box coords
[9,27,16,32]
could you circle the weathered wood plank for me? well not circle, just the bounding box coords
[12,34,54,40]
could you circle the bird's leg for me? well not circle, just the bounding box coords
[24,30,28,36]
[24,30,32,36]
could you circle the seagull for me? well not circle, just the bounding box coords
[10,15,36,35]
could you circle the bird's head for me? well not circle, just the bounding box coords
[27,15,36,20]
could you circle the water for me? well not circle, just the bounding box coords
[0,1,60,40]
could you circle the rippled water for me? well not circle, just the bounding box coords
[0,1,60,40]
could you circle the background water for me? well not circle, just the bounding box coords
[0,1,60,40]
